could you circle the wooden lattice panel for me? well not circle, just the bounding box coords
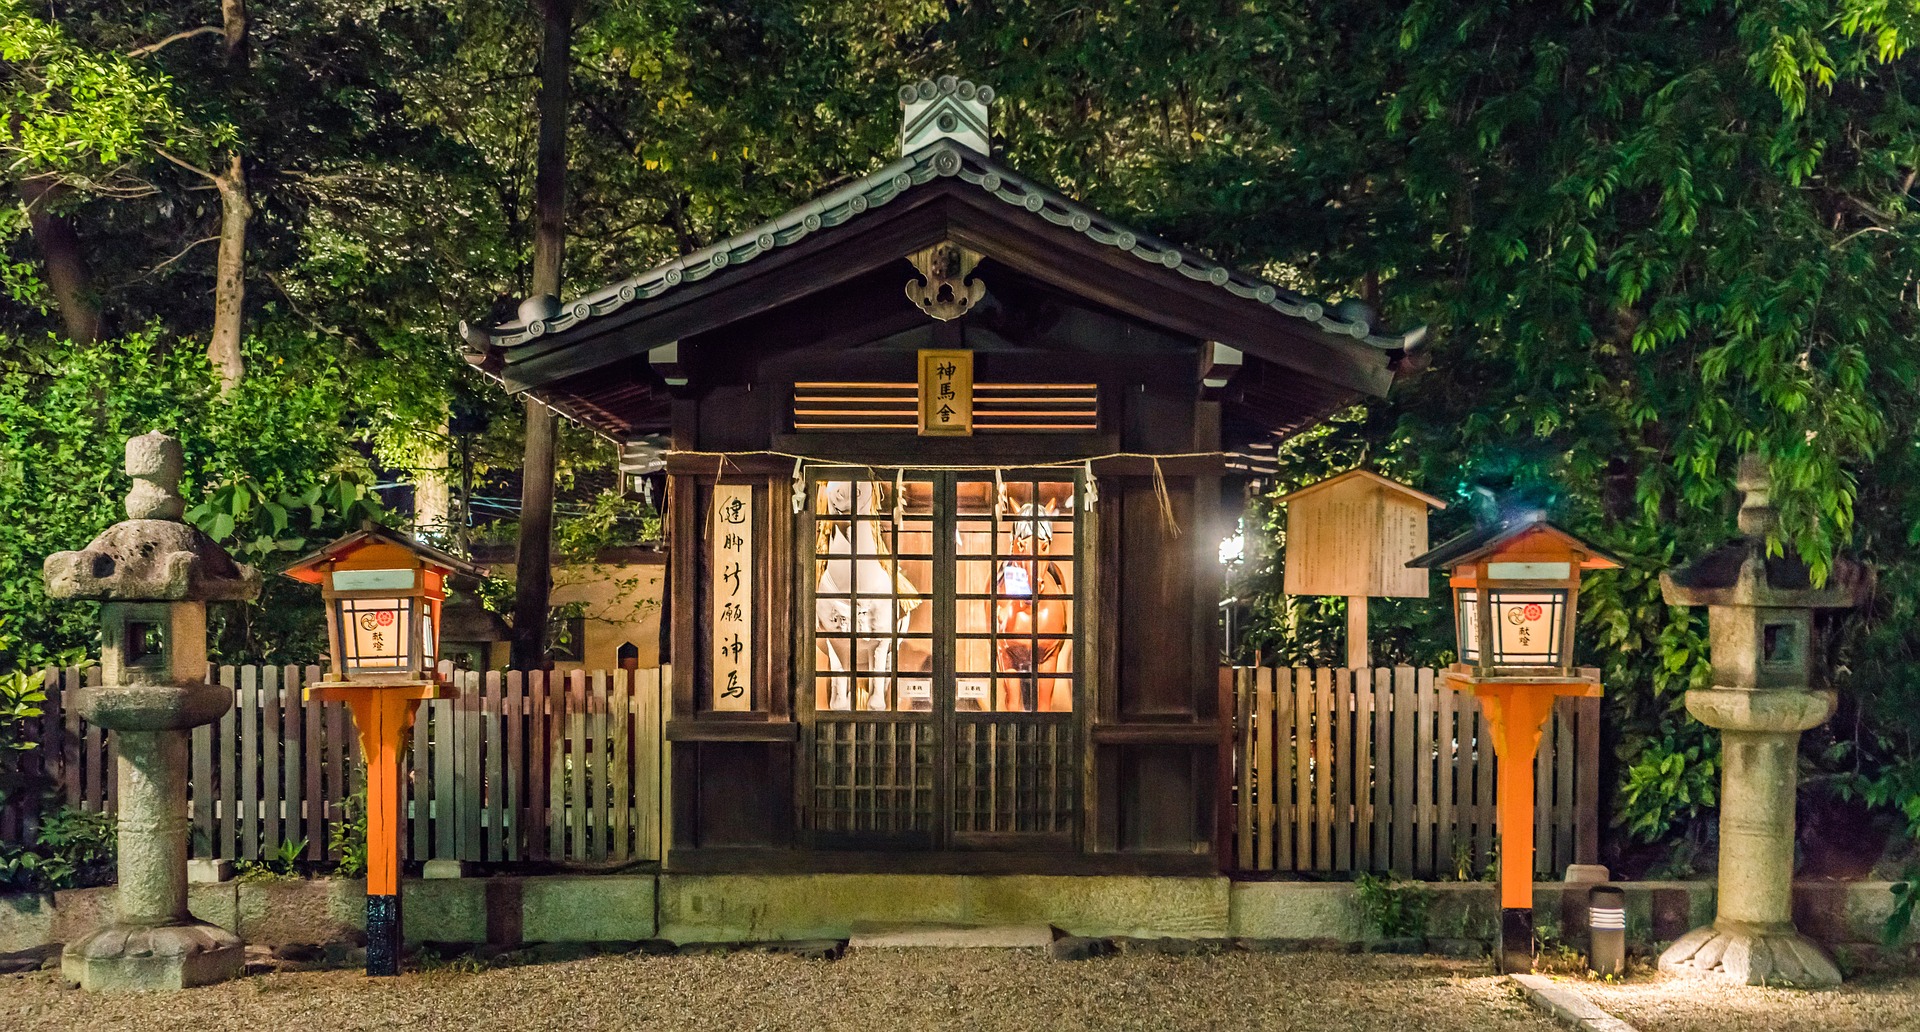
[950,716,1076,836]
[808,718,937,835]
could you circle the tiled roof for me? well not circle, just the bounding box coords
[462,140,1425,359]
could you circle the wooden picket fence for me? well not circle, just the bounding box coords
[6,665,665,866]
[1231,666,1601,878]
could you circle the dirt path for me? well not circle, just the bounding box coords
[3,949,1554,1032]
[1576,969,1920,1032]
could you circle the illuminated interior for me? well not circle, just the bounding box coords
[1455,587,1568,667]
[812,474,1077,713]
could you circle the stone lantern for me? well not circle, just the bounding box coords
[1657,455,1871,987]
[42,432,261,991]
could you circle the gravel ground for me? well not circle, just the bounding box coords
[1576,969,1920,1032]
[1,949,1555,1032]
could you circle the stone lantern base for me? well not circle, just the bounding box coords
[1659,921,1842,988]
[62,922,244,992]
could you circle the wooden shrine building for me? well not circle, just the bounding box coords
[462,77,1424,874]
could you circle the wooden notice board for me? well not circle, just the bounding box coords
[918,349,973,436]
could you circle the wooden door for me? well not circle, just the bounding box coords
[799,470,1082,851]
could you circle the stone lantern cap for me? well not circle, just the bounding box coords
[1660,454,1870,611]
[42,432,261,603]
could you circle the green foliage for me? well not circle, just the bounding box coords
[553,491,663,561]
[1,806,116,891]
[329,788,367,879]
[235,838,307,882]
[1354,871,1435,939]
[0,615,55,827]
[1886,866,1917,948]
[0,329,393,666]
[1219,0,1920,863]
[34,806,116,888]
[0,0,188,179]
[1617,736,1721,844]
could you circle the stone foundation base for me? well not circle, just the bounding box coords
[1658,920,1841,987]
[61,921,244,991]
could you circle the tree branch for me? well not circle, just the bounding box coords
[1831,225,1892,250]
[262,267,344,337]
[154,148,217,183]
[145,235,219,276]
[126,25,222,59]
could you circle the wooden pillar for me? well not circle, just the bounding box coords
[1346,595,1368,670]
[313,683,438,976]
[1473,682,1559,973]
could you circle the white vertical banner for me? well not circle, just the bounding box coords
[710,483,753,711]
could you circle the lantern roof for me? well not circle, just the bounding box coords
[280,523,486,585]
[1661,455,1871,610]
[45,432,261,603]
[1275,469,1448,510]
[1407,510,1621,571]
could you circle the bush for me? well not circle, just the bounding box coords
[1354,871,1435,940]
[35,806,115,888]
[0,805,116,892]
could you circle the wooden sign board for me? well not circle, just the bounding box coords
[710,483,753,711]
[918,349,973,436]
[1281,469,1444,599]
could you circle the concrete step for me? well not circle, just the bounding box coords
[847,922,1054,949]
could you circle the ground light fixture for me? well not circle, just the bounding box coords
[1408,507,1619,973]
[281,524,484,976]
[1589,885,1627,976]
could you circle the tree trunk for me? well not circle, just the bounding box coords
[18,177,101,344]
[222,0,249,66]
[208,153,251,392]
[509,0,573,669]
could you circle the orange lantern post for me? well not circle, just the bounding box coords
[282,525,483,976]
[1408,510,1618,972]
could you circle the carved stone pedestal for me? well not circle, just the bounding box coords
[1660,922,1842,987]
[1658,690,1842,986]
[61,688,245,991]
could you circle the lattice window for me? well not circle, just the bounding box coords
[805,470,1082,844]
[954,476,1077,713]
[813,477,934,712]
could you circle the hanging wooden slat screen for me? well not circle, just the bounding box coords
[793,382,1098,433]
[8,664,666,866]
[1230,665,1602,878]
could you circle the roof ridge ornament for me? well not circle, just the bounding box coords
[905,242,986,321]
[900,75,993,157]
